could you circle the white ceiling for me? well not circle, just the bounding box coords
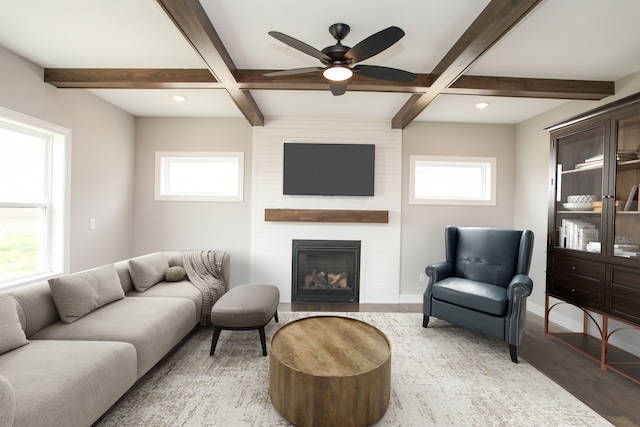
[1,0,639,125]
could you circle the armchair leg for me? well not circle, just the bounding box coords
[509,344,518,363]
[423,315,430,328]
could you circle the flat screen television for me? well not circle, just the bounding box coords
[283,143,375,196]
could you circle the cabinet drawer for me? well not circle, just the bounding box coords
[547,274,605,310]
[549,255,604,281]
[610,265,640,292]
[606,287,640,325]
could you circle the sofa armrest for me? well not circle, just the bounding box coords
[0,373,15,427]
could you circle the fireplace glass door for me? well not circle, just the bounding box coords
[292,240,360,302]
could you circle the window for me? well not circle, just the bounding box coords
[155,152,244,201]
[0,107,70,288]
[410,155,496,205]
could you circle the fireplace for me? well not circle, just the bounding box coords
[291,240,361,303]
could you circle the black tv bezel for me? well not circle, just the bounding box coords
[282,143,375,197]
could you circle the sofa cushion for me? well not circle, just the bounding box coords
[165,266,186,282]
[31,297,197,377]
[0,295,28,355]
[128,252,169,292]
[127,280,203,317]
[4,281,60,338]
[0,339,136,427]
[48,264,125,324]
[432,277,508,316]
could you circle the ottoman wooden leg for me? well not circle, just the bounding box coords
[210,326,222,356]
[274,311,279,323]
[259,327,267,356]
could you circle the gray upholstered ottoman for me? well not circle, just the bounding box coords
[209,284,280,356]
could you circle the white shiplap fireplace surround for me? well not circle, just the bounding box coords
[251,120,402,303]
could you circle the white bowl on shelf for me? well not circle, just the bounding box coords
[562,202,593,211]
[567,195,597,204]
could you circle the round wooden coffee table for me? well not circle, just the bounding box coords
[269,316,391,427]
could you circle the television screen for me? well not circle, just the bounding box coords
[283,143,375,196]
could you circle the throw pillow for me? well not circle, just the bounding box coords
[128,252,170,292]
[48,264,125,324]
[165,266,187,282]
[0,295,29,354]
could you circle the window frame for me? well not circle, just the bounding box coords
[0,106,70,289]
[154,151,244,202]
[409,155,497,206]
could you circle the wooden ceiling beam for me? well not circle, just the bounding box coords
[446,75,614,100]
[391,0,544,129]
[44,68,614,100]
[156,0,263,126]
[44,68,222,89]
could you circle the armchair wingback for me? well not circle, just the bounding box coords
[423,226,534,362]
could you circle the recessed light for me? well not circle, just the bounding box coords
[172,95,187,102]
[475,102,489,109]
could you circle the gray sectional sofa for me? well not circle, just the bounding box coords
[0,251,229,427]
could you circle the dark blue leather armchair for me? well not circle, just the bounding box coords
[423,226,534,362]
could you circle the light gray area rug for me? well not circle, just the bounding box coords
[97,312,612,426]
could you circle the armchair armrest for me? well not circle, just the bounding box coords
[505,273,533,347]
[424,262,455,306]
[507,273,533,300]
[425,262,454,285]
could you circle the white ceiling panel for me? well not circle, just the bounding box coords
[0,1,638,124]
[87,89,243,118]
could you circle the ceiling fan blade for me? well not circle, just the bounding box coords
[354,65,417,82]
[263,67,323,77]
[329,81,348,96]
[345,26,405,64]
[268,31,331,62]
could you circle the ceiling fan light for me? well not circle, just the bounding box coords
[323,66,353,81]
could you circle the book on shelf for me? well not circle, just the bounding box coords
[575,159,603,169]
[624,184,638,211]
[574,151,638,169]
[617,150,638,162]
[560,219,598,250]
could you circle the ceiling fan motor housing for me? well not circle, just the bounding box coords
[321,44,351,66]
[321,23,352,66]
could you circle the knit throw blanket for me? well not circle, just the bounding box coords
[183,250,228,326]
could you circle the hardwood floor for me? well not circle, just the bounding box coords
[281,302,640,427]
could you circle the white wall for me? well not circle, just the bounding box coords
[251,120,402,303]
[133,117,253,285]
[400,122,517,299]
[0,45,136,272]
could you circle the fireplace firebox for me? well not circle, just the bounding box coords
[291,240,361,303]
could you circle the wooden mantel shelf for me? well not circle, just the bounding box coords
[264,208,389,224]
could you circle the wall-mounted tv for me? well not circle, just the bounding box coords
[283,143,375,196]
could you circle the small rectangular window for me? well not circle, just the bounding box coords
[410,155,496,205]
[155,152,244,201]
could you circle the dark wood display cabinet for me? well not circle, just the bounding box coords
[545,92,640,384]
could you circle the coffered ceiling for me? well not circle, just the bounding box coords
[1,0,639,127]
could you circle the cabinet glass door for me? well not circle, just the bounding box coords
[612,113,640,260]
[553,125,605,253]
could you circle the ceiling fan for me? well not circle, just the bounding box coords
[264,23,417,96]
